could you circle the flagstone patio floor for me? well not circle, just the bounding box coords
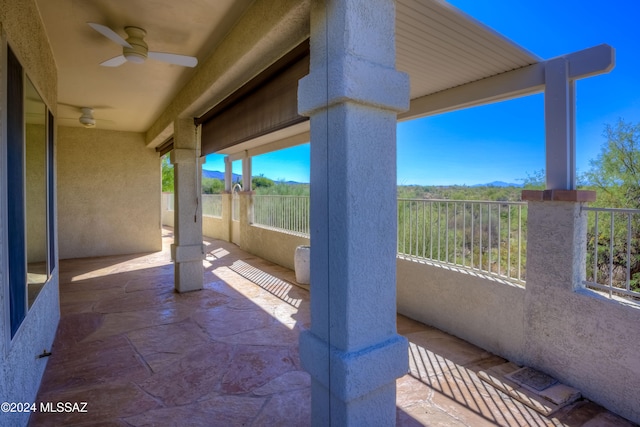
[28,228,636,426]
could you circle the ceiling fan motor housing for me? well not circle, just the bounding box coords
[123,27,148,63]
[79,107,96,128]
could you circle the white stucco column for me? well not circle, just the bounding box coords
[298,0,409,424]
[521,52,598,379]
[224,156,232,193]
[171,118,204,293]
[545,57,576,190]
[242,156,252,192]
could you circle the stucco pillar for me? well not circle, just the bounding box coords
[238,191,253,250]
[523,195,594,293]
[545,57,576,190]
[224,156,232,192]
[298,0,409,424]
[242,156,252,192]
[171,118,203,292]
[221,193,232,242]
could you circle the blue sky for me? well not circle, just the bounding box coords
[204,0,640,185]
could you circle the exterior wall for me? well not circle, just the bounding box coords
[57,127,162,259]
[0,1,59,425]
[523,201,640,423]
[396,259,526,363]
[203,216,227,241]
[243,226,309,271]
[525,286,640,423]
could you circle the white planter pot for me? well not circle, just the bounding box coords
[294,245,310,285]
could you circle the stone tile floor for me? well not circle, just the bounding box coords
[29,228,636,426]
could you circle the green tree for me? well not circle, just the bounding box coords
[252,175,275,189]
[583,120,640,294]
[519,169,545,190]
[584,119,640,209]
[161,154,174,192]
[202,177,224,194]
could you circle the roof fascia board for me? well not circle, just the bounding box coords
[400,44,614,121]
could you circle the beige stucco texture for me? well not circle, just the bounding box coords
[57,127,162,259]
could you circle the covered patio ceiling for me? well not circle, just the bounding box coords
[36,0,539,135]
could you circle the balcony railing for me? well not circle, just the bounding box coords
[583,206,640,300]
[202,194,223,218]
[252,195,310,237]
[398,199,527,284]
[164,193,174,211]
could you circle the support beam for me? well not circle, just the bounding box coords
[298,0,408,424]
[171,118,203,293]
[545,58,575,190]
[224,156,232,193]
[400,44,614,121]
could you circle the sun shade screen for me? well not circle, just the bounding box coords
[198,41,309,155]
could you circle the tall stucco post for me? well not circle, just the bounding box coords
[298,0,409,424]
[171,118,204,292]
[521,45,596,376]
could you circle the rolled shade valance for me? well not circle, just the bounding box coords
[197,40,309,156]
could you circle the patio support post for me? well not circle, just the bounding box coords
[242,155,252,192]
[224,156,232,192]
[544,57,575,190]
[171,118,204,293]
[298,0,409,424]
[239,155,253,249]
[522,57,596,381]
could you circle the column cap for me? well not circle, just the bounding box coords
[521,189,596,202]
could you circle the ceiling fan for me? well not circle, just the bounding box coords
[59,104,114,128]
[88,23,198,68]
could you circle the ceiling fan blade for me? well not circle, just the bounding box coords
[100,55,127,67]
[88,23,132,48]
[148,52,198,67]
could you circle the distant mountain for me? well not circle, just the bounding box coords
[202,170,307,185]
[202,170,241,181]
[471,181,523,188]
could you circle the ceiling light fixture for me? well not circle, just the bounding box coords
[79,107,96,128]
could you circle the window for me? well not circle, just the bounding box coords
[6,45,55,337]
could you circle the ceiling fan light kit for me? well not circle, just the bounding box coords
[79,107,96,128]
[88,22,198,68]
[122,27,148,64]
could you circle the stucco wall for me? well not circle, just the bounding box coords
[57,127,162,259]
[243,226,309,271]
[203,216,228,242]
[396,258,526,363]
[0,1,59,425]
[523,201,640,423]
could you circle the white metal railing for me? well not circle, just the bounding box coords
[252,195,310,236]
[398,199,527,284]
[164,193,174,211]
[202,194,223,218]
[583,207,640,300]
